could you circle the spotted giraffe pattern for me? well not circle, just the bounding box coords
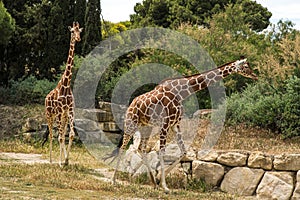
[45,22,82,166]
[112,58,257,193]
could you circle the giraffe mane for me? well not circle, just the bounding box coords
[158,60,236,84]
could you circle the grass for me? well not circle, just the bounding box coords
[0,141,235,199]
[1,104,299,199]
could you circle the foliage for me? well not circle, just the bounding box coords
[101,21,130,39]
[0,76,56,105]
[226,76,300,138]
[130,0,271,31]
[82,0,102,55]
[0,1,15,45]
[0,0,89,85]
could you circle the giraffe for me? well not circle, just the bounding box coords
[45,22,83,166]
[108,57,257,193]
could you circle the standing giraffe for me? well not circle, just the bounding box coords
[108,57,257,193]
[45,22,82,166]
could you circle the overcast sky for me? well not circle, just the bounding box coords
[101,0,300,30]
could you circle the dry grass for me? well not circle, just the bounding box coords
[0,142,235,200]
[194,119,300,154]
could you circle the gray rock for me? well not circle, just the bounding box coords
[248,152,273,170]
[193,160,225,186]
[217,151,248,167]
[256,171,294,200]
[292,171,300,200]
[197,150,219,162]
[74,119,99,131]
[220,167,264,196]
[274,154,300,171]
[22,118,41,132]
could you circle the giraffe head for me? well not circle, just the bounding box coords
[68,22,83,42]
[234,58,258,80]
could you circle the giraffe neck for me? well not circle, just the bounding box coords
[58,41,76,90]
[166,62,237,101]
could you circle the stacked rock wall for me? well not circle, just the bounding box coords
[194,150,300,199]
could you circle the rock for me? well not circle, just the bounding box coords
[74,119,99,131]
[248,152,273,170]
[97,110,114,122]
[98,101,113,112]
[102,122,121,132]
[122,146,159,175]
[197,150,219,162]
[164,144,181,163]
[193,160,225,186]
[220,167,264,196]
[217,151,248,167]
[22,118,41,132]
[256,171,294,200]
[274,154,300,171]
[292,171,300,199]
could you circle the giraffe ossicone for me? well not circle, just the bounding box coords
[108,57,257,193]
[44,22,82,166]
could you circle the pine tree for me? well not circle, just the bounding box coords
[82,0,102,55]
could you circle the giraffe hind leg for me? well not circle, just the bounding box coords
[131,136,158,188]
[112,133,132,184]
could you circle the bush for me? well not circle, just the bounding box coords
[226,76,300,138]
[0,76,56,105]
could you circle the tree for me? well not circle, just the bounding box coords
[0,1,15,45]
[0,1,15,85]
[130,0,272,31]
[82,0,102,55]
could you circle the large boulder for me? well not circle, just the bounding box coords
[22,117,41,132]
[74,119,99,131]
[274,154,300,171]
[256,171,294,200]
[193,160,224,186]
[292,171,300,199]
[220,167,264,196]
[248,151,273,170]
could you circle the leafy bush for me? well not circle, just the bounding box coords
[0,76,56,105]
[226,76,300,138]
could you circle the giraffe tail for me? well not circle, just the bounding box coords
[42,126,50,147]
[102,134,124,163]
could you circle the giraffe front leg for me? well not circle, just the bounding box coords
[65,110,75,165]
[47,122,53,164]
[158,148,170,194]
[164,125,187,176]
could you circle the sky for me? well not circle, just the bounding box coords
[101,0,300,30]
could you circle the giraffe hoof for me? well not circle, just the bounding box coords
[64,159,69,166]
[164,187,170,194]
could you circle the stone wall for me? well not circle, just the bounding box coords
[196,149,300,199]
[124,145,300,200]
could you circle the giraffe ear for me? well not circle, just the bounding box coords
[79,28,83,32]
[68,26,72,31]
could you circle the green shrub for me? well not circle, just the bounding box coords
[226,76,300,138]
[0,76,56,105]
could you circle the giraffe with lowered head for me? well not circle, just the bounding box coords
[107,57,258,193]
[45,22,82,166]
